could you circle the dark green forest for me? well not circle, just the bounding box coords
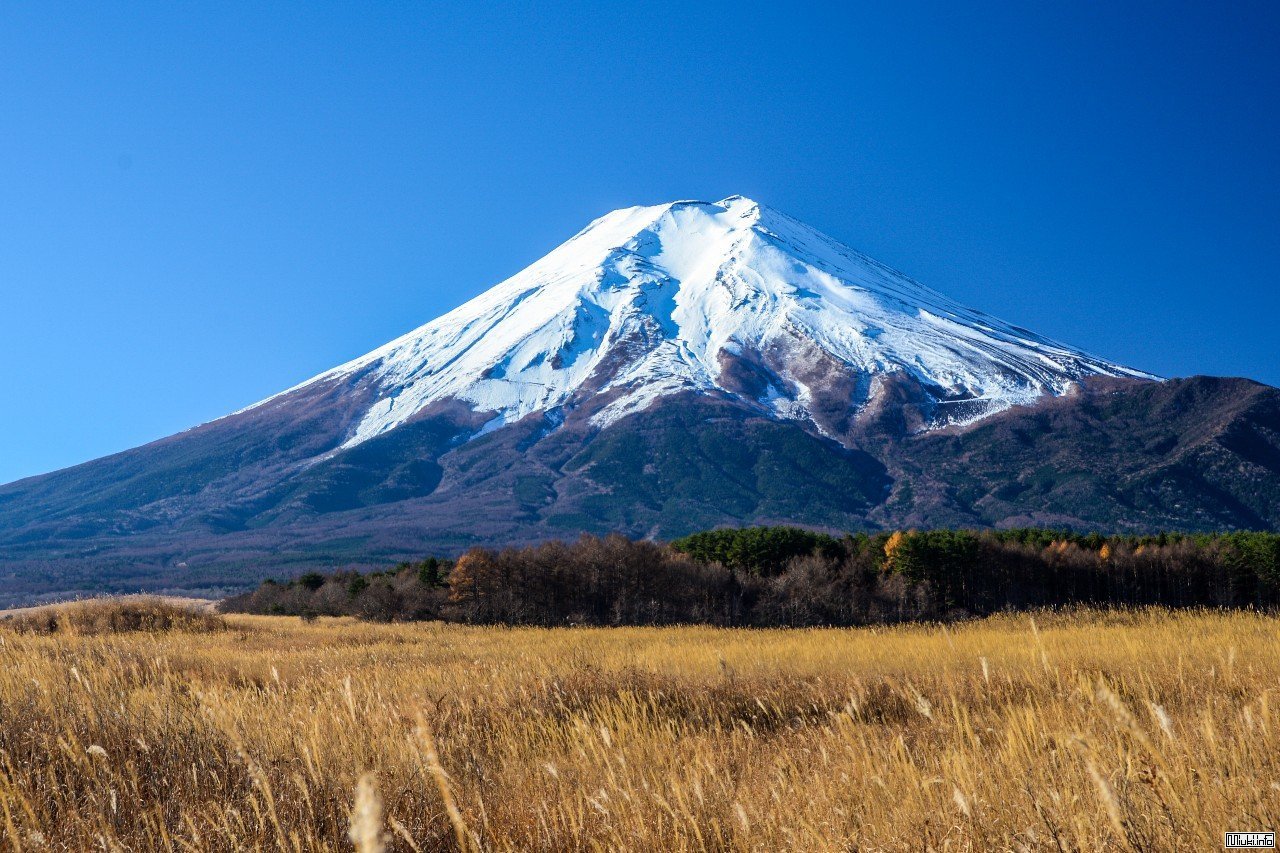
[221,526,1280,626]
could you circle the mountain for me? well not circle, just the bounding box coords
[1,196,1277,605]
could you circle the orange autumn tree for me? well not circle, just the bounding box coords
[883,531,907,565]
[447,548,502,620]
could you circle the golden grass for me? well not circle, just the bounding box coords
[1,596,224,636]
[0,607,1277,850]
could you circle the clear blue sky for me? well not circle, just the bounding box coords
[2,2,1277,485]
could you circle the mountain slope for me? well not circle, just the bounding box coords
[2,376,1276,607]
[1,196,1274,605]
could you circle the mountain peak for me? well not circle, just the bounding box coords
[248,198,1156,450]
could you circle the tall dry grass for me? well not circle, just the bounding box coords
[0,605,1276,850]
[1,596,224,636]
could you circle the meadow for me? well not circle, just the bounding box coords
[1,600,1277,850]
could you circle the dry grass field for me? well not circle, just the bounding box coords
[1,600,1277,851]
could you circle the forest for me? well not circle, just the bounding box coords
[221,526,1280,626]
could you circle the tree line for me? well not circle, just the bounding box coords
[220,527,1280,626]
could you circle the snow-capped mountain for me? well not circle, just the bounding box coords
[247,195,1153,451]
[6,195,1278,606]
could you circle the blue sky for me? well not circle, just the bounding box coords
[2,2,1277,484]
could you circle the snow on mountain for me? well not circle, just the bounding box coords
[249,195,1156,449]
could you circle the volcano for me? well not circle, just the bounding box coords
[2,197,1277,604]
